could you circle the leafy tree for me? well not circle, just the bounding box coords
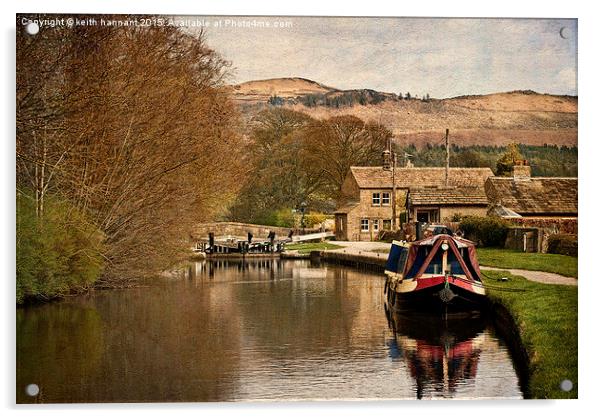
[228,109,317,223]
[496,143,524,176]
[17,191,104,303]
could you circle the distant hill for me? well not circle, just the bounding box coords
[232,77,337,103]
[231,78,577,148]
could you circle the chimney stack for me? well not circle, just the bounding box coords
[382,149,391,170]
[512,160,531,180]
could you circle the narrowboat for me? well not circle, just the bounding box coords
[384,234,486,312]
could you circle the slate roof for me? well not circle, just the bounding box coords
[408,187,489,206]
[485,177,578,216]
[349,166,494,189]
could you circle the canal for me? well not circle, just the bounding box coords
[16,259,523,402]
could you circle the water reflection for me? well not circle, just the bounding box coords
[17,259,521,402]
[385,308,522,399]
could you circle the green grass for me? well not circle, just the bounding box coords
[483,270,577,399]
[477,248,577,278]
[284,242,344,254]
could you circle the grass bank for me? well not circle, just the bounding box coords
[285,242,344,254]
[477,248,577,278]
[483,270,577,399]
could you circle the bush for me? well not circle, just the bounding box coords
[547,234,578,257]
[450,213,464,222]
[268,95,285,106]
[305,212,327,228]
[459,216,509,247]
[16,192,104,304]
[399,212,407,224]
[259,208,296,228]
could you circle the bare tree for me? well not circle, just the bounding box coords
[301,116,392,199]
[17,17,245,285]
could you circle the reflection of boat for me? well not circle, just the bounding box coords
[385,309,485,399]
[384,234,486,312]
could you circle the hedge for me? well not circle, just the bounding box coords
[547,234,578,257]
[459,216,510,247]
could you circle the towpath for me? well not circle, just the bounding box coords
[479,266,577,286]
[325,241,577,286]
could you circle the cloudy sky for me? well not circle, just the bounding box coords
[186,17,577,98]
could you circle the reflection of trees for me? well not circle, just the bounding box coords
[231,262,363,356]
[17,304,104,403]
[386,311,484,399]
[17,280,244,402]
[82,282,243,402]
[17,259,387,402]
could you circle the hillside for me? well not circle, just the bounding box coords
[232,77,337,103]
[231,78,577,148]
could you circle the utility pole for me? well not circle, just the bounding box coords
[445,128,450,187]
[392,150,397,230]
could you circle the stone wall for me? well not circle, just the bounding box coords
[508,217,577,235]
[506,218,577,253]
[505,227,543,252]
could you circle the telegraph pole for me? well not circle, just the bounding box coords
[392,150,397,230]
[445,128,450,187]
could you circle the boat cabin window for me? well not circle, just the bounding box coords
[405,245,467,278]
[397,247,408,273]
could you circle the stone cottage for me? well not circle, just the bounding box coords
[334,166,493,241]
[485,162,578,252]
[485,163,578,219]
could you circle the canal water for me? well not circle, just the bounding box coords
[16,259,523,402]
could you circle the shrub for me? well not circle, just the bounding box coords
[547,234,578,257]
[450,213,464,222]
[268,95,285,106]
[259,208,296,228]
[16,192,104,304]
[304,212,327,228]
[399,212,407,224]
[459,216,509,247]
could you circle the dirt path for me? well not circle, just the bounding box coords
[481,266,577,286]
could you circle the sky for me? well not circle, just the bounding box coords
[183,17,577,98]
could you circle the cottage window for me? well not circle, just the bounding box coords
[372,192,380,206]
[382,192,391,205]
[361,219,369,232]
[373,219,379,231]
[383,220,392,230]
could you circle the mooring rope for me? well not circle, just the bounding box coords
[442,272,528,293]
[478,271,528,292]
